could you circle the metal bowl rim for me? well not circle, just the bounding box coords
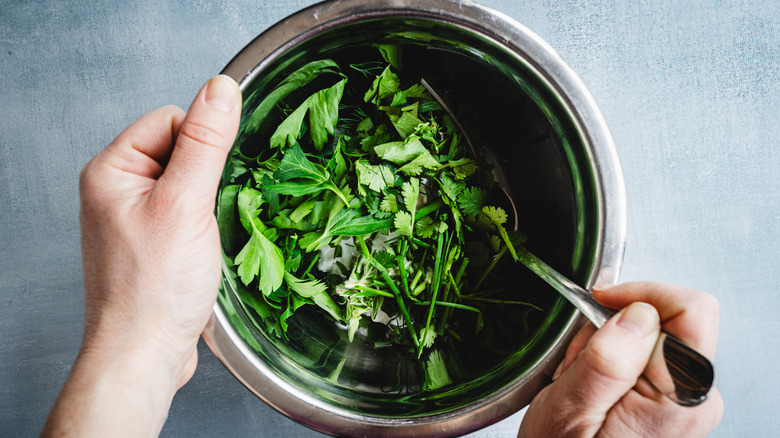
[203,0,627,436]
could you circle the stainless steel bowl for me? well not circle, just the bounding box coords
[203,0,626,436]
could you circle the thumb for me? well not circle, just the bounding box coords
[542,302,660,434]
[157,75,241,208]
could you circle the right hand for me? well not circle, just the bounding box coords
[518,282,724,437]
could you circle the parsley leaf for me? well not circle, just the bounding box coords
[269,78,346,151]
[245,59,341,135]
[234,220,285,296]
[374,136,440,174]
[363,66,400,104]
[284,272,343,321]
[270,144,349,205]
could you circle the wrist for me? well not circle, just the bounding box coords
[84,314,196,386]
[42,335,183,437]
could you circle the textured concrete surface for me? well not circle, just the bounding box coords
[1,0,777,436]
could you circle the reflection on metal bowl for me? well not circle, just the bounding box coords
[203,0,626,436]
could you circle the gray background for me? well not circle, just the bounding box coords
[1,0,777,436]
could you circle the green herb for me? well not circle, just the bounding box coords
[219,49,541,366]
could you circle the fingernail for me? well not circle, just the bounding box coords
[552,359,565,381]
[616,302,658,338]
[593,283,617,291]
[205,75,238,112]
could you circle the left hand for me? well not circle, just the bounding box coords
[42,75,241,437]
[77,75,241,387]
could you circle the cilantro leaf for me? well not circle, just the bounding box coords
[439,174,466,203]
[359,123,392,151]
[289,198,316,223]
[381,101,421,139]
[450,158,478,179]
[419,326,437,348]
[330,212,392,236]
[373,250,396,269]
[259,174,281,217]
[279,293,307,334]
[392,110,422,139]
[269,100,308,150]
[394,211,414,236]
[356,117,373,133]
[374,136,429,165]
[390,90,408,107]
[397,152,441,175]
[356,160,394,193]
[303,207,391,251]
[457,187,487,217]
[414,216,436,238]
[327,137,347,183]
[481,206,518,261]
[401,177,420,214]
[374,44,401,69]
[380,194,398,213]
[423,349,452,390]
[481,205,507,226]
[271,144,349,205]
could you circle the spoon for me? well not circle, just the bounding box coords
[420,78,715,407]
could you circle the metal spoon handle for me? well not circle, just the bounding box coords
[516,248,715,407]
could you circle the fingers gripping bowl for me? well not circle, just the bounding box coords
[203,0,626,436]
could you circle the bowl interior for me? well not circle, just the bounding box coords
[216,16,600,418]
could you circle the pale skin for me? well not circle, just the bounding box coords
[42,75,723,437]
[518,283,724,437]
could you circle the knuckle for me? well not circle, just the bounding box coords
[695,290,720,316]
[581,337,643,385]
[78,158,102,198]
[177,120,228,151]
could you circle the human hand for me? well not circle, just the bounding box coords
[77,74,241,386]
[518,282,723,437]
[42,75,241,437]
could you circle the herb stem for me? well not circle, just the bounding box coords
[471,245,508,293]
[327,182,351,207]
[415,199,443,220]
[397,239,411,300]
[302,252,320,278]
[452,259,468,298]
[414,300,481,313]
[462,297,543,311]
[423,232,446,355]
[497,226,519,261]
[354,286,394,298]
[356,236,420,351]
